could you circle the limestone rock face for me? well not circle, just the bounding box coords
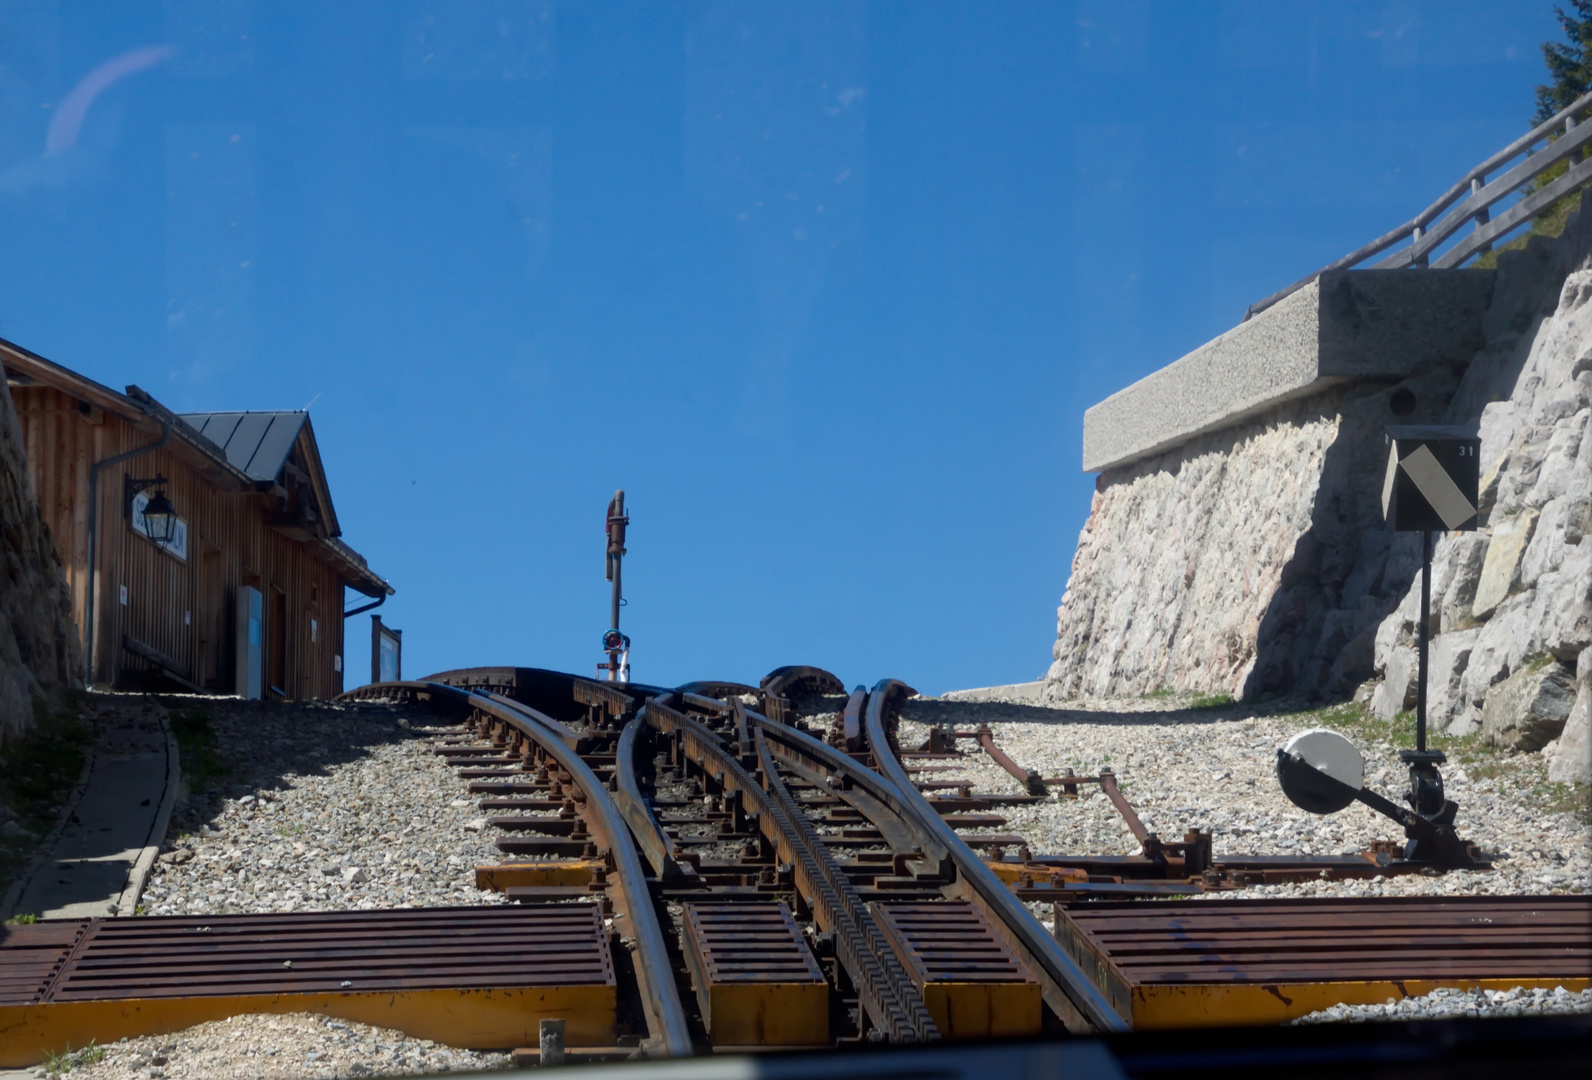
[1472,509,1538,618]
[0,377,81,743]
[1429,628,1480,732]
[1481,662,1577,751]
[1047,196,1592,717]
[1546,647,1590,783]
[1371,647,1416,721]
[1371,253,1592,737]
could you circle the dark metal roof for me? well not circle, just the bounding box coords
[177,411,307,483]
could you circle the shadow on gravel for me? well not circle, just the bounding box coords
[152,696,447,838]
[901,696,1317,729]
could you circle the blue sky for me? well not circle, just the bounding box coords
[0,2,1566,693]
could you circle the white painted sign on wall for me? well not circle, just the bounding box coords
[131,491,189,561]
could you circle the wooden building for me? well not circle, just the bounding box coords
[1,338,392,698]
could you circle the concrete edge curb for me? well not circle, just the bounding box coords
[116,711,180,917]
[938,680,1048,704]
[0,727,97,921]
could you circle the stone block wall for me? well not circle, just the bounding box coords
[0,376,80,743]
[1047,207,1592,763]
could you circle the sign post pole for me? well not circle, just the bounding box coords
[601,491,631,683]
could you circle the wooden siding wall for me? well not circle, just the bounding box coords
[12,387,347,698]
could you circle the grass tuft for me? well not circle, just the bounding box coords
[41,1040,104,1077]
[163,701,230,794]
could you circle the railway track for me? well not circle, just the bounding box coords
[350,666,1127,1050]
[348,667,1588,1050]
[5,664,1582,1067]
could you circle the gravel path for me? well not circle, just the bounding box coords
[140,698,511,915]
[896,692,1591,900]
[43,1012,509,1080]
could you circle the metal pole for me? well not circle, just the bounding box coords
[610,540,622,639]
[605,490,626,682]
[538,1018,565,1067]
[1416,529,1432,753]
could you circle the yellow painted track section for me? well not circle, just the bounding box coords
[474,860,603,890]
[923,981,1043,1040]
[704,983,829,1047]
[0,985,616,1067]
[1133,976,1592,1029]
[983,861,1087,887]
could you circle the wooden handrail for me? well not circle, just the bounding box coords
[1246,88,1592,320]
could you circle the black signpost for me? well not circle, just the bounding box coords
[600,490,631,683]
[1377,424,1484,863]
[1276,424,1489,869]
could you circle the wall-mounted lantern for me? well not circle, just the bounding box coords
[126,474,179,545]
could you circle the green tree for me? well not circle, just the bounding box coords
[1536,1,1592,124]
[1474,4,1592,265]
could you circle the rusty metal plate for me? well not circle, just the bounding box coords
[1056,895,1592,1028]
[3,905,613,1004]
[681,902,827,1046]
[869,901,1042,1039]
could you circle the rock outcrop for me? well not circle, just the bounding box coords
[1546,648,1590,783]
[1481,661,1577,751]
[1371,239,1592,777]
[0,377,80,743]
[1047,204,1592,788]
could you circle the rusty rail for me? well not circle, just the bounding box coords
[1096,769,1151,844]
[341,680,693,1058]
[642,697,938,1042]
[861,681,1126,1034]
[974,724,1048,797]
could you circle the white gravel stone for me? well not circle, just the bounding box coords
[141,698,513,916]
[898,692,1591,901]
[1292,984,1592,1023]
[55,1011,510,1079]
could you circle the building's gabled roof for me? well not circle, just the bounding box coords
[178,411,307,483]
[0,335,391,598]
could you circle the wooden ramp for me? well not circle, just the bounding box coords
[0,904,616,1067]
[1054,895,1592,1028]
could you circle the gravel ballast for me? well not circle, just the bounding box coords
[1293,985,1592,1023]
[895,692,1591,900]
[140,697,511,916]
[23,688,1585,1077]
[44,1012,510,1080]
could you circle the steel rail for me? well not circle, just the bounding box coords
[464,688,693,1058]
[612,695,699,886]
[642,698,938,1042]
[862,680,1127,1034]
[1246,87,1592,319]
[740,706,954,873]
[340,680,694,1058]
